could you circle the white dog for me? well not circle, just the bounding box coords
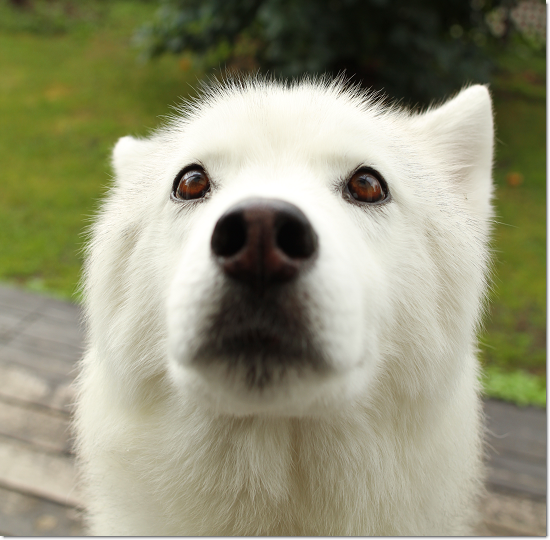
[75,78,493,536]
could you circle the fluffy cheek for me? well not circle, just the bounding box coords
[306,220,391,399]
[166,223,225,370]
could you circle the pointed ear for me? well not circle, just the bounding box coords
[412,85,494,220]
[112,136,154,179]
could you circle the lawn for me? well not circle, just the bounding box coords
[0,0,545,405]
[478,47,546,406]
[0,0,191,294]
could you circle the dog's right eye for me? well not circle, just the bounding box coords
[172,167,210,201]
[345,168,388,204]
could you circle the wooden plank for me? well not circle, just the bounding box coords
[0,285,46,314]
[0,362,75,414]
[0,343,77,380]
[485,402,547,437]
[0,399,72,454]
[0,435,82,508]
[485,400,547,463]
[40,298,82,325]
[7,331,82,363]
[484,400,547,501]
[0,309,29,338]
[477,489,546,536]
[487,454,547,498]
[487,434,547,465]
[0,485,83,536]
[20,316,84,350]
[478,520,540,536]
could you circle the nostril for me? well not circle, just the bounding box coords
[212,198,318,288]
[211,213,247,257]
[276,218,318,259]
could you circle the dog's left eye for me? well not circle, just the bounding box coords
[346,169,388,204]
[172,167,210,201]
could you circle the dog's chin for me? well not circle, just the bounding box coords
[167,330,339,417]
[172,358,344,418]
[167,280,362,415]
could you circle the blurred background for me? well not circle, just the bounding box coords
[0,0,545,405]
[0,1,545,536]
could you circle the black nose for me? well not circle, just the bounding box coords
[211,197,318,289]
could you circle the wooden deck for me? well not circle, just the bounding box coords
[0,284,545,536]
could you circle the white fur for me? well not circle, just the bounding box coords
[75,78,493,535]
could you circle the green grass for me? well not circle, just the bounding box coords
[477,44,546,406]
[0,1,545,405]
[482,366,546,407]
[0,0,198,298]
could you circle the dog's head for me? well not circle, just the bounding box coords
[87,79,493,416]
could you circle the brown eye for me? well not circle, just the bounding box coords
[346,170,388,203]
[173,167,210,200]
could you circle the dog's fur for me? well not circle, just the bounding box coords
[75,78,493,536]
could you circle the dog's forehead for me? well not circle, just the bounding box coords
[173,84,398,171]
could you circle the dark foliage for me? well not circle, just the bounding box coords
[135,0,501,104]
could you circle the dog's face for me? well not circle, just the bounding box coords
[97,80,493,417]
